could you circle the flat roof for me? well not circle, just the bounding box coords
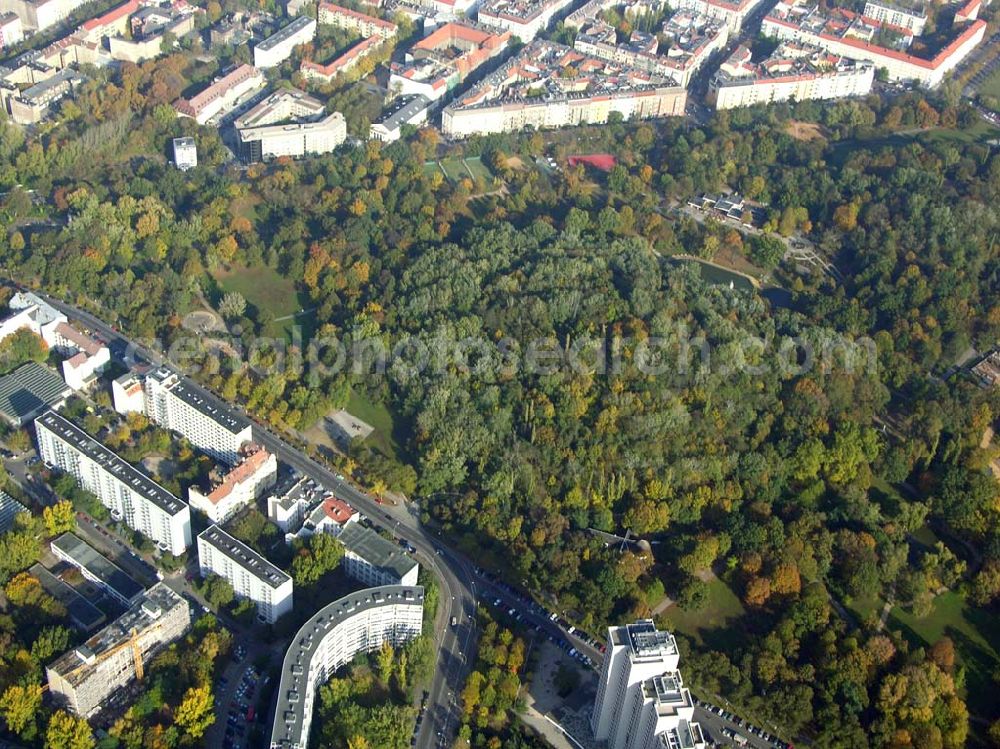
[198,525,291,589]
[150,367,251,435]
[29,563,107,631]
[270,585,423,748]
[51,532,145,603]
[36,411,187,517]
[0,362,71,425]
[0,490,28,533]
[374,93,430,130]
[338,522,417,580]
[256,15,315,51]
[47,583,188,685]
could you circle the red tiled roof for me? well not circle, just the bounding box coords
[82,0,139,32]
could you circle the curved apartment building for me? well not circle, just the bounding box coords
[270,585,424,749]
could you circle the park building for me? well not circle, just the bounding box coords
[50,532,145,607]
[253,15,317,68]
[188,443,277,524]
[269,586,424,749]
[197,525,294,624]
[233,89,347,163]
[140,366,253,465]
[34,410,192,556]
[592,620,706,749]
[172,136,197,170]
[338,522,419,587]
[46,583,191,717]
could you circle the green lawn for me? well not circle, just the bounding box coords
[422,161,444,179]
[213,265,312,341]
[978,67,1000,100]
[888,591,1000,719]
[845,589,885,624]
[661,577,747,651]
[464,156,493,184]
[440,157,469,183]
[347,388,404,463]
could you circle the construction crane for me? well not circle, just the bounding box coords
[43,621,163,693]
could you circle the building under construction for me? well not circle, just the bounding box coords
[45,583,191,716]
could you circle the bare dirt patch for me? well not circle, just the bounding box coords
[786,120,827,142]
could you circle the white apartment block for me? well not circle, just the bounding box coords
[318,1,398,39]
[188,444,277,524]
[592,620,706,749]
[268,476,327,533]
[35,411,192,556]
[46,585,190,717]
[172,136,197,170]
[709,42,875,109]
[666,0,766,33]
[49,322,111,390]
[0,12,23,47]
[234,89,346,163]
[338,522,419,587]
[197,525,293,624]
[270,586,424,749]
[112,372,145,414]
[476,0,575,40]
[253,15,317,68]
[141,367,253,465]
[863,0,926,34]
[0,290,67,344]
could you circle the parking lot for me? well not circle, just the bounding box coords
[694,698,793,749]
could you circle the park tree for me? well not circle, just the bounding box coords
[0,684,42,737]
[43,501,75,537]
[46,710,94,749]
[174,684,215,739]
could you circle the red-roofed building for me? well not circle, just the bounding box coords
[304,497,360,537]
[174,64,266,124]
[188,444,278,523]
[78,0,139,40]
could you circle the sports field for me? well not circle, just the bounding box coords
[424,157,495,186]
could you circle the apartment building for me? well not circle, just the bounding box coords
[35,410,192,555]
[761,0,986,87]
[46,584,191,716]
[112,372,145,414]
[268,475,328,534]
[51,532,145,607]
[141,367,253,464]
[174,63,267,124]
[476,0,575,41]
[172,136,197,170]
[270,586,424,749]
[197,525,293,624]
[253,15,317,68]
[0,290,66,343]
[0,12,23,47]
[0,0,86,32]
[442,40,686,138]
[188,444,277,524]
[863,0,926,34]
[301,496,359,538]
[592,620,706,749]
[318,1,397,38]
[234,89,347,162]
[338,522,419,587]
[49,321,110,390]
[369,93,430,141]
[389,21,510,101]
[666,0,767,33]
[709,42,875,109]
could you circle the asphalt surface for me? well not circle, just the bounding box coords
[31,290,479,749]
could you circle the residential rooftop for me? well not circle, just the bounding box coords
[338,522,418,580]
[0,362,71,426]
[255,14,315,51]
[148,366,251,435]
[270,585,423,749]
[51,532,145,604]
[198,525,291,589]
[29,563,107,632]
[0,490,28,533]
[374,93,430,130]
[36,410,187,517]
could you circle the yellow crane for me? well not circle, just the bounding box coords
[43,621,162,692]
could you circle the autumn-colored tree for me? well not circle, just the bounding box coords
[46,710,93,749]
[744,576,771,607]
[0,684,42,737]
[43,500,75,537]
[174,685,214,739]
[928,638,956,673]
[771,563,802,596]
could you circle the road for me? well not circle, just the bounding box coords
[31,289,478,749]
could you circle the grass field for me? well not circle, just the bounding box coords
[888,590,1000,719]
[440,157,469,182]
[424,158,495,188]
[347,388,404,463]
[978,67,1000,100]
[464,156,493,183]
[661,577,747,651]
[213,265,311,341]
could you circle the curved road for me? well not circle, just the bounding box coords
[31,290,478,749]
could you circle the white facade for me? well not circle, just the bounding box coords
[49,322,110,390]
[174,64,267,125]
[142,367,253,465]
[592,620,705,749]
[666,0,767,33]
[197,525,293,623]
[112,373,145,414]
[188,445,277,524]
[0,12,23,47]
[0,291,67,344]
[238,111,347,161]
[253,15,317,68]
[476,0,575,40]
[862,0,926,34]
[172,136,197,170]
[35,411,192,556]
[270,586,424,749]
